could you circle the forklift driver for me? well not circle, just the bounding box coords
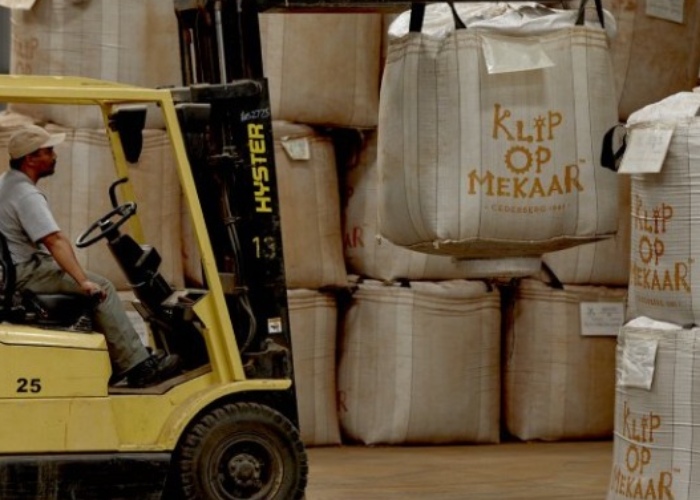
[0,124,180,388]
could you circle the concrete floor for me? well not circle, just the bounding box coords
[306,440,613,499]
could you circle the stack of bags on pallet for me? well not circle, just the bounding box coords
[571,2,700,498]
[338,0,623,446]
[502,0,700,450]
[1,0,384,447]
[343,0,700,449]
[606,92,700,500]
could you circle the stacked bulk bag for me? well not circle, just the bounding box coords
[275,122,347,289]
[504,278,624,441]
[182,122,347,290]
[344,131,542,281]
[623,92,700,326]
[602,0,700,122]
[608,318,700,500]
[258,12,382,129]
[288,289,341,446]
[9,0,180,128]
[542,174,631,286]
[378,2,619,258]
[338,279,501,444]
[0,119,184,290]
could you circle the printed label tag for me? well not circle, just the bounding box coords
[580,302,625,336]
[618,126,675,174]
[481,34,554,75]
[646,0,684,23]
[617,338,659,390]
[281,137,311,161]
[268,317,283,334]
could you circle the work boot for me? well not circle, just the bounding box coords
[125,353,181,388]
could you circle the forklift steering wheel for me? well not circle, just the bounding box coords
[76,202,137,248]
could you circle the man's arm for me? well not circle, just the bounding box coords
[40,231,106,299]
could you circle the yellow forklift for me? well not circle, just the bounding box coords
[0,1,309,497]
[0,71,308,497]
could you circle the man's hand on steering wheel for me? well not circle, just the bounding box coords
[80,280,106,303]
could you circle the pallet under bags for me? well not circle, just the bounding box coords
[608,318,700,500]
[337,278,501,444]
[623,92,700,326]
[378,2,619,258]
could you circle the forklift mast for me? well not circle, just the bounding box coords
[172,0,300,425]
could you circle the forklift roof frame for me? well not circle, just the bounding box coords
[0,73,254,386]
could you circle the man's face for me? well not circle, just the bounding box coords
[27,147,57,179]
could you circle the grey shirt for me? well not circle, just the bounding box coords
[0,169,60,264]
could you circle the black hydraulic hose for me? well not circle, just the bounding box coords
[220,179,257,352]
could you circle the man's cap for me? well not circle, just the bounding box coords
[8,125,66,160]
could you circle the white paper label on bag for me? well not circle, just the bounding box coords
[480,34,554,75]
[646,0,684,23]
[617,338,659,390]
[0,0,36,8]
[580,302,625,336]
[618,125,675,174]
[281,137,311,161]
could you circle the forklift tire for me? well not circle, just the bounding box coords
[174,402,308,500]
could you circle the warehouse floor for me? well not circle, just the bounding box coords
[305,440,613,499]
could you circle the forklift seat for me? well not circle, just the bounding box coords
[0,231,92,329]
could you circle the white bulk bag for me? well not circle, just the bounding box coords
[378,2,619,258]
[624,92,700,326]
[609,319,700,500]
[542,174,631,285]
[504,278,624,441]
[182,121,347,289]
[0,120,184,291]
[275,122,347,288]
[259,13,381,129]
[338,279,501,444]
[288,289,340,446]
[344,131,542,281]
[9,0,180,128]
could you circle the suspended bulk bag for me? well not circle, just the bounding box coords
[542,174,631,286]
[338,279,501,444]
[609,319,700,500]
[378,2,619,258]
[624,92,700,326]
[344,131,542,281]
